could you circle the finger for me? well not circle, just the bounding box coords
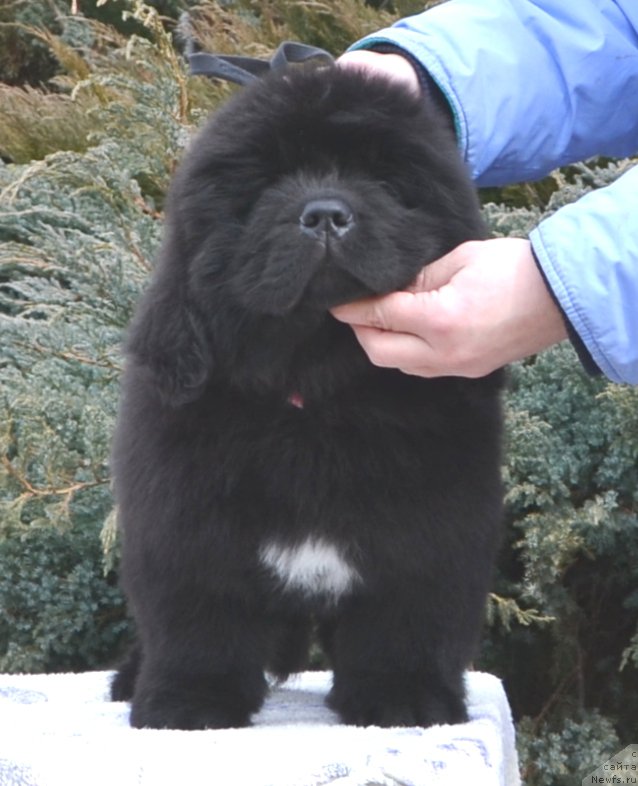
[331,291,424,333]
[331,298,388,329]
[406,241,479,293]
[398,365,439,378]
[350,324,436,370]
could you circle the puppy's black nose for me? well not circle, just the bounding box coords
[299,199,354,239]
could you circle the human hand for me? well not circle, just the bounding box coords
[331,238,568,378]
[337,50,421,97]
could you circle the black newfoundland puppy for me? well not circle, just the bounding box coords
[111,59,504,730]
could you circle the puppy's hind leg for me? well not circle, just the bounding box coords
[267,613,313,682]
[110,642,141,702]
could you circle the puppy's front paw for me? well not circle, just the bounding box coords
[327,672,467,728]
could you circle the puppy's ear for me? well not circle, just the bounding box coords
[125,227,212,407]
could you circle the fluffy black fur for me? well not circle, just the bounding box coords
[111,63,504,730]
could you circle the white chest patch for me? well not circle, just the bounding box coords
[259,538,361,599]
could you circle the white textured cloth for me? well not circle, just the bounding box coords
[0,670,520,785]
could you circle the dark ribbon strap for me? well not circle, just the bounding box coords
[270,41,334,72]
[187,41,334,86]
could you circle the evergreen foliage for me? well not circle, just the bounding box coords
[0,3,635,783]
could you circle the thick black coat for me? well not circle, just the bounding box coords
[111,63,504,730]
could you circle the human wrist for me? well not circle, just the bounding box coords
[337,50,421,96]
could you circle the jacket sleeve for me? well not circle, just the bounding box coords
[530,166,638,385]
[348,0,638,187]
[349,0,638,385]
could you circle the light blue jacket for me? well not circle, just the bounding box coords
[350,0,638,385]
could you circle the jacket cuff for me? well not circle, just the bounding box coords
[531,248,601,377]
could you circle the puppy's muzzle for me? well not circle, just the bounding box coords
[299,198,354,241]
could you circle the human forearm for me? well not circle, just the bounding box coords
[531,166,638,385]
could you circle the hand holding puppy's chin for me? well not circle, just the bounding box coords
[331,238,569,379]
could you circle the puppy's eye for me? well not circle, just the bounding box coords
[376,180,406,205]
